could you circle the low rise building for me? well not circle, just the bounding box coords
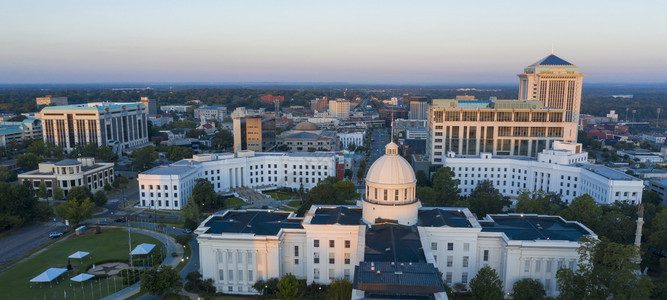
[444,142,643,204]
[148,114,174,127]
[338,131,365,149]
[36,96,68,107]
[160,105,191,113]
[18,157,114,197]
[138,151,337,210]
[195,106,228,121]
[276,122,337,152]
[0,119,42,146]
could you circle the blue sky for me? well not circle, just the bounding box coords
[1,1,665,84]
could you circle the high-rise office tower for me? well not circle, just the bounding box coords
[518,53,585,124]
[408,97,428,120]
[233,115,263,152]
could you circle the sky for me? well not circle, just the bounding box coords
[1,0,666,85]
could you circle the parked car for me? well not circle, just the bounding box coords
[48,232,63,239]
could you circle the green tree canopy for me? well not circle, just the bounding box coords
[416,186,438,206]
[131,146,158,171]
[415,170,430,187]
[276,273,300,300]
[0,182,39,229]
[556,236,653,299]
[53,186,64,201]
[140,266,182,296]
[17,153,41,169]
[469,265,504,300]
[165,146,193,162]
[515,190,566,215]
[560,194,602,231]
[511,278,545,300]
[92,190,108,206]
[0,165,13,182]
[464,180,510,218]
[37,182,48,200]
[67,186,93,203]
[212,130,233,150]
[431,167,460,205]
[326,278,353,300]
[192,178,218,210]
[55,198,94,226]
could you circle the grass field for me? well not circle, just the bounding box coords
[0,229,161,300]
[266,191,296,200]
[223,196,247,208]
[286,200,302,208]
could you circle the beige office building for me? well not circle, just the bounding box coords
[233,116,262,152]
[36,96,68,107]
[328,99,350,119]
[518,54,585,124]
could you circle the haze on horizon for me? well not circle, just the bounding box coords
[1,0,665,85]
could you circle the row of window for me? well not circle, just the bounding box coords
[313,268,351,280]
[314,239,351,248]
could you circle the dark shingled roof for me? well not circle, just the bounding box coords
[418,208,471,228]
[309,207,363,225]
[365,223,425,263]
[354,261,445,298]
[480,214,590,241]
[203,211,302,236]
[529,54,574,66]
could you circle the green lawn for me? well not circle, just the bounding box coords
[223,196,247,208]
[266,191,296,200]
[286,200,302,208]
[0,229,162,300]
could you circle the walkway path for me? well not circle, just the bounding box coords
[101,226,183,300]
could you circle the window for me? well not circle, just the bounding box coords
[447,243,454,251]
[445,272,452,284]
[314,240,319,248]
[463,243,469,251]
[248,271,253,282]
[546,261,553,272]
[247,253,253,264]
[431,242,437,251]
[345,240,350,248]
[238,270,243,282]
[447,256,453,267]
[462,256,469,268]
[314,252,320,264]
[344,269,350,280]
[344,253,350,264]
[329,269,335,280]
[329,253,335,264]
[535,260,541,272]
[238,253,243,264]
[525,261,531,273]
[294,246,299,257]
[228,287,232,292]
[329,240,335,248]
[228,270,233,281]
[294,259,299,265]
[314,268,320,279]
[461,272,468,284]
[483,250,489,262]
[219,270,224,281]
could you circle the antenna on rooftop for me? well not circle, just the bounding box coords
[390,111,394,143]
[551,43,554,55]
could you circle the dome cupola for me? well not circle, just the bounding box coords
[362,142,419,225]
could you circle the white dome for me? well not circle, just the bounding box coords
[365,142,416,186]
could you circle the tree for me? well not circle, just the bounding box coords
[357,160,367,179]
[0,165,13,182]
[165,146,193,161]
[416,186,438,206]
[415,170,430,187]
[515,190,566,215]
[140,266,182,296]
[560,194,602,232]
[556,236,653,299]
[96,145,118,162]
[333,180,358,201]
[131,146,158,171]
[17,153,41,169]
[465,180,510,217]
[511,278,545,300]
[92,190,108,206]
[36,182,47,199]
[469,265,504,300]
[276,273,300,300]
[55,198,94,226]
[326,278,352,300]
[104,182,112,191]
[67,186,93,203]
[0,182,40,229]
[431,167,460,205]
[53,186,64,201]
[181,200,201,230]
[212,130,233,150]
[192,179,218,210]
[175,234,193,246]
[344,169,353,179]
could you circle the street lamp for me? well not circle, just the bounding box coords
[264,284,268,300]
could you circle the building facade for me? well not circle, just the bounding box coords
[328,99,350,119]
[276,122,337,152]
[138,151,337,210]
[338,131,364,149]
[36,96,68,107]
[0,118,42,146]
[139,97,158,114]
[409,98,428,120]
[195,142,595,298]
[518,54,585,124]
[40,102,149,154]
[195,106,228,121]
[160,105,191,113]
[443,141,644,204]
[18,157,114,197]
[233,116,263,152]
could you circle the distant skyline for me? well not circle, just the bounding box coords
[1,1,666,84]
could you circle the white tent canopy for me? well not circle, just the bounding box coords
[30,268,68,283]
[70,273,94,282]
[68,251,90,259]
[130,243,155,255]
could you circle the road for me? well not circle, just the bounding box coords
[0,221,68,270]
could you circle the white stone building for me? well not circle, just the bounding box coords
[337,131,364,149]
[160,105,191,113]
[195,105,228,121]
[18,157,114,197]
[195,142,596,298]
[444,141,644,204]
[138,151,337,210]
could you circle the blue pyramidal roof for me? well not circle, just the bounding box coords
[529,54,574,66]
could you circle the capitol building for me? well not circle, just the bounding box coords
[195,142,596,299]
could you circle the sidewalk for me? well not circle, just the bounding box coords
[101,226,183,300]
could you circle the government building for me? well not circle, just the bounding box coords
[138,151,337,210]
[195,142,595,299]
[40,102,149,154]
[444,141,644,205]
[427,54,583,164]
[18,157,114,197]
